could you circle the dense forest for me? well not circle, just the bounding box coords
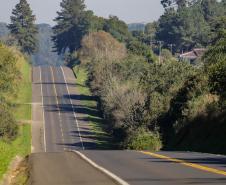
[51,0,226,153]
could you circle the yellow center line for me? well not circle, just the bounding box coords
[141,151,226,176]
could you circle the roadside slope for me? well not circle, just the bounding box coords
[0,47,31,182]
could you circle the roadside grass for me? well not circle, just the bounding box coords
[0,125,31,180]
[73,66,115,149]
[0,54,31,181]
[13,58,32,121]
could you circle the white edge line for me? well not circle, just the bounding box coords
[40,66,47,152]
[50,66,65,147]
[60,66,85,150]
[74,151,130,185]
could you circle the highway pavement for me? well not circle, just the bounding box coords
[32,66,95,153]
[82,150,226,185]
[31,66,226,185]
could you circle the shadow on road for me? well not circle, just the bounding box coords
[43,84,115,150]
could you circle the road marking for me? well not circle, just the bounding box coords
[39,66,47,152]
[50,66,65,148]
[74,151,130,185]
[141,151,226,176]
[60,66,85,150]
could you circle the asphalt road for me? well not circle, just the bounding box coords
[82,150,226,185]
[32,66,96,153]
[29,152,117,185]
[31,66,226,185]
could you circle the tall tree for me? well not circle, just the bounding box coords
[201,0,223,21]
[156,2,212,52]
[161,0,199,9]
[8,0,38,54]
[52,0,92,54]
[103,16,132,42]
[203,16,226,96]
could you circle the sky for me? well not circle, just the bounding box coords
[0,0,164,25]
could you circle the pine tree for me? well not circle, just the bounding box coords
[8,0,38,54]
[52,0,92,54]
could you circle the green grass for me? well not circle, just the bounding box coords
[73,66,115,149]
[0,124,31,179]
[13,59,32,121]
[0,55,31,181]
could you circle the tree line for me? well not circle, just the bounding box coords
[0,0,36,140]
[133,0,226,54]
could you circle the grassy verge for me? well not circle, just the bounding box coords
[0,125,31,180]
[73,66,115,149]
[0,54,31,180]
[13,57,32,121]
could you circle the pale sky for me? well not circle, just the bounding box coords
[0,0,164,25]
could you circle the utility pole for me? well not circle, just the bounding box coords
[157,41,163,64]
[168,44,175,55]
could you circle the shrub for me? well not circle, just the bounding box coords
[0,103,18,140]
[0,44,22,140]
[0,44,21,97]
[79,31,127,64]
[124,128,162,151]
[101,77,146,130]
[127,39,156,63]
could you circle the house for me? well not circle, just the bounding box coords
[179,48,207,65]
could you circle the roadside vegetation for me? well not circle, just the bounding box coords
[0,0,36,181]
[52,0,226,153]
[73,66,116,149]
[0,44,31,181]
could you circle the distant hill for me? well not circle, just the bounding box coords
[32,24,63,66]
[128,23,145,32]
[0,22,9,37]
[0,22,63,66]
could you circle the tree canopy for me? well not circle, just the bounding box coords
[155,0,226,52]
[8,0,38,54]
[52,0,93,54]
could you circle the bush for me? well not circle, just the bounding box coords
[124,128,162,151]
[0,44,23,140]
[101,77,146,130]
[0,103,18,139]
[127,39,156,63]
[0,44,21,97]
[79,31,127,64]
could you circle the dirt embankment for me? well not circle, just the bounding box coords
[1,156,29,185]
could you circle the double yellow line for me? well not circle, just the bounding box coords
[141,151,226,176]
